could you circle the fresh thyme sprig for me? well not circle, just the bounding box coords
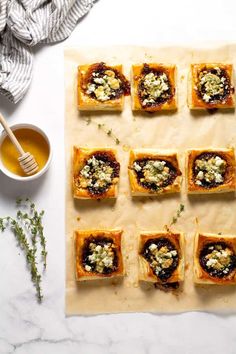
[16,198,47,268]
[97,123,120,145]
[85,118,120,145]
[169,204,185,227]
[0,198,47,302]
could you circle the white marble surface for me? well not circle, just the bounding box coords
[1,0,236,353]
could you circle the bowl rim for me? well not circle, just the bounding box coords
[0,123,52,181]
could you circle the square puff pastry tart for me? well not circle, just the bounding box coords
[188,63,235,109]
[186,148,236,194]
[128,149,182,196]
[72,147,120,199]
[78,62,130,111]
[75,229,124,281]
[131,63,177,112]
[138,231,185,284]
[193,233,236,285]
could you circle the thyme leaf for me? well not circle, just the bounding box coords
[170,204,185,227]
[0,198,47,302]
[83,118,121,145]
[96,123,120,144]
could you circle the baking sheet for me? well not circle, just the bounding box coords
[65,45,236,315]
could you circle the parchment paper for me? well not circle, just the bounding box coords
[65,45,236,315]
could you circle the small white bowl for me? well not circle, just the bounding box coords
[0,123,52,181]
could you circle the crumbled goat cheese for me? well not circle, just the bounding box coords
[141,72,170,105]
[199,69,227,102]
[149,243,157,251]
[85,265,92,272]
[79,155,114,190]
[133,162,142,172]
[86,69,121,101]
[194,155,226,186]
[147,244,178,276]
[205,246,233,274]
[133,160,171,188]
[84,242,115,273]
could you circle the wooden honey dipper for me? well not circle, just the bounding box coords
[0,113,39,176]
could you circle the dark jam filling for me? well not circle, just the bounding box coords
[141,237,179,282]
[199,242,236,278]
[83,152,120,197]
[197,67,231,104]
[82,236,118,274]
[193,152,227,189]
[133,158,177,192]
[84,62,130,100]
[138,64,173,108]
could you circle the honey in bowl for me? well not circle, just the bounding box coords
[0,128,50,177]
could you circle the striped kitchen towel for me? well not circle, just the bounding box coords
[0,0,95,103]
